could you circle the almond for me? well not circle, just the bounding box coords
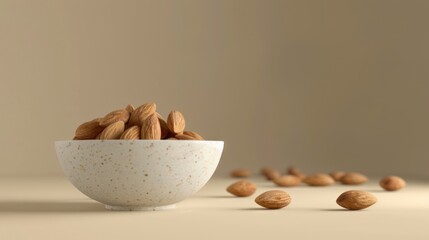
[120,125,140,140]
[255,190,291,209]
[99,121,125,139]
[75,118,105,139]
[336,190,377,210]
[273,175,301,187]
[167,110,185,134]
[340,172,368,185]
[287,167,306,180]
[156,113,170,139]
[183,131,204,140]
[303,173,335,186]
[379,176,406,191]
[99,109,130,127]
[261,167,281,180]
[330,171,346,181]
[175,134,195,140]
[128,102,156,126]
[125,104,135,114]
[141,114,161,140]
[226,180,256,197]
[230,169,252,178]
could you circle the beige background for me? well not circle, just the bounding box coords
[0,0,428,178]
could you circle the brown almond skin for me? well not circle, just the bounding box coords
[125,104,135,114]
[340,172,368,185]
[226,180,257,197]
[273,175,301,187]
[337,190,377,210]
[230,169,252,178]
[120,125,140,140]
[99,109,130,127]
[183,131,204,140]
[330,171,346,181]
[255,190,291,209]
[287,167,306,180]
[128,103,156,126]
[99,121,125,140]
[167,110,186,134]
[380,176,406,191]
[175,134,195,140]
[75,118,105,140]
[156,113,170,139]
[303,173,335,186]
[141,114,161,140]
[261,167,281,180]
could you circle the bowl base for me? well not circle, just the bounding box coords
[105,204,176,211]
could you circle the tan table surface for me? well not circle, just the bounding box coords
[0,176,428,240]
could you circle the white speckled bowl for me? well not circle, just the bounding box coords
[55,140,223,211]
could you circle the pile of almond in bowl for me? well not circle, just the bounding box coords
[73,102,204,141]
[228,167,406,210]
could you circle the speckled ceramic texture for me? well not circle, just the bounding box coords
[55,140,224,211]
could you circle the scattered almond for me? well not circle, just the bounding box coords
[287,167,306,180]
[340,172,368,185]
[99,121,125,140]
[336,190,377,210]
[255,190,291,209]
[273,175,301,187]
[167,110,186,134]
[379,176,406,191]
[141,114,161,140]
[183,131,204,140]
[99,109,130,127]
[330,171,346,181]
[120,125,140,140]
[230,169,252,178]
[128,102,156,126]
[261,167,281,180]
[226,180,257,197]
[74,118,105,140]
[303,173,335,186]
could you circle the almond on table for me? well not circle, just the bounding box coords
[230,169,252,178]
[330,171,345,181]
[340,172,368,185]
[226,180,256,197]
[379,176,406,191]
[255,190,291,209]
[273,175,301,187]
[261,167,280,180]
[336,190,377,210]
[287,166,306,180]
[303,173,335,186]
